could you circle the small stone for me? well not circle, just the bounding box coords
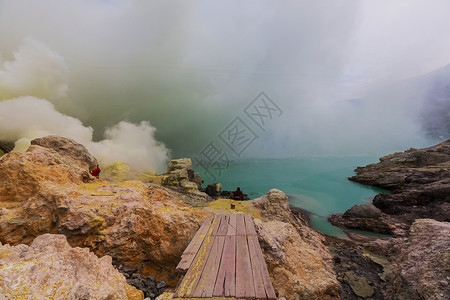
[156,280,167,289]
[343,271,375,298]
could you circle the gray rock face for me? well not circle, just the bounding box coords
[329,204,393,234]
[343,204,382,219]
[251,189,292,223]
[331,140,450,236]
[205,182,222,199]
[384,219,450,300]
[31,135,98,170]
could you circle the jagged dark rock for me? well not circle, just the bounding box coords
[329,140,450,236]
[204,182,222,198]
[116,265,167,300]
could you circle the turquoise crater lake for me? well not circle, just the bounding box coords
[195,156,386,238]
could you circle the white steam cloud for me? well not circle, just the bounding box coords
[1,1,450,158]
[0,37,68,102]
[0,38,169,172]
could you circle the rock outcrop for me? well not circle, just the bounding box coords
[382,219,450,300]
[162,158,203,191]
[0,233,143,299]
[250,189,340,300]
[204,182,222,199]
[102,161,132,181]
[31,135,98,170]
[144,158,205,195]
[328,204,393,234]
[330,140,450,236]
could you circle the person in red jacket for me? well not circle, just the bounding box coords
[232,187,243,200]
[90,164,101,179]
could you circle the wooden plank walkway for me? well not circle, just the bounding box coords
[174,214,276,299]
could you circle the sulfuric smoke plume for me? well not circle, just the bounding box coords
[0,37,169,172]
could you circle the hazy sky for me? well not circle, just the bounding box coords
[1,0,450,166]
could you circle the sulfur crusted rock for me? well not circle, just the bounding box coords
[0,141,209,285]
[0,233,143,299]
[254,219,340,300]
[102,161,131,181]
[250,189,340,300]
[0,144,92,203]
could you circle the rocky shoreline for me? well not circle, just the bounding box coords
[329,139,450,236]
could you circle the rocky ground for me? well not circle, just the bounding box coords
[0,135,340,299]
[329,139,450,236]
[1,135,448,299]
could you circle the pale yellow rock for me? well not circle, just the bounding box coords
[102,161,131,181]
[13,137,31,152]
[255,219,340,300]
[0,233,143,299]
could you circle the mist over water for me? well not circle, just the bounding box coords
[1,1,450,170]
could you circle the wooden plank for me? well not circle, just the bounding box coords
[216,215,229,235]
[236,214,246,236]
[191,236,225,297]
[180,215,213,256]
[176,235,206,272]
[210,214,222,236]
[176,215,214,272]
[247,235,269,299]
[197,215,214,235]
[213,235,236,297]
[226,214,237,236]
[252,236,277,300]
[236,235,255,298]
[173,217,218,298]
[244,214,257,236]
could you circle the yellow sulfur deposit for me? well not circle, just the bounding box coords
[206,198,261,219]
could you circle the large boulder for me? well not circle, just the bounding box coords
[0,145,92,202]
[204,182,222,199]
[31,135,98,170]
[102,161,131,182]
[251,188,292,223]
[254,219,340,299]
[0,233,143,299]
[383,219,450,300]
[328,204,394,234]
[250,189,340,299]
